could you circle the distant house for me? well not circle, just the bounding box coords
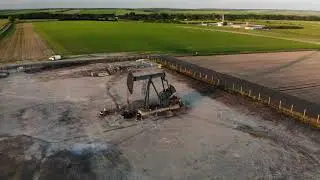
[217,22,223,27]
[245,25,265,30]
[208,23,217,26]
[231,24,242,28]
[217,22,227,27]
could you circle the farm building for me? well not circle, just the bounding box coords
[217,22,224,26]
[231,24,242,28]
[245,25,265,30]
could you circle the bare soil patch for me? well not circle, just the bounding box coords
[178,51,320,104]
[0,23,54,64]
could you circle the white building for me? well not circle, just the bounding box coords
[231,24,242,28]
[245,25,265,30]
[217,22,224,27]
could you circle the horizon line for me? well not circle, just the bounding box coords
[0,7,320,12]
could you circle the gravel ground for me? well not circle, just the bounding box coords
[0,61,319,180]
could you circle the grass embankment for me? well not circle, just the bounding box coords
[34,21,319,55]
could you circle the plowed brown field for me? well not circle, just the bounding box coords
[0,23,53,64]
[178,51,320,104]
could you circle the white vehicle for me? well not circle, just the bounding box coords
[135,59,147,63]
[49,55,62,61]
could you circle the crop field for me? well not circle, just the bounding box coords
[78,9,151,15]
[0,19,8,29]
[0,9,65,15]
[161,9,320,16]
[34,21,319,55]
[178,51,320,105]
[0,23,53,64]
[192,20,320,45]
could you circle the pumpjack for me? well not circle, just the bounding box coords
[127,70,183,119]
[99,70,183,119]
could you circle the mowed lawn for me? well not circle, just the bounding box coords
[34,21,319,55]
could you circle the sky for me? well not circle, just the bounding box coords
[0,0,320,11]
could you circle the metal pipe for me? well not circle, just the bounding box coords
[138,104,181,117]
[279,100,282,109]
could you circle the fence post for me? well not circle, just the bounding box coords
[258,93,261,101]
[240,86,243,94]
[268,97,271,105]
[291,105,294,114]
[217,79,220,86]
[233,83,235,91]
[279,100,282,109]
[249,90,251,97]
[205,74,208,81]
[317,115,319,124]
[303,109,306,119]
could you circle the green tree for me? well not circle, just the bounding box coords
[8,16,16,23]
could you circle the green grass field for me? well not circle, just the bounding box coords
[0,9,63,15]
[34,21,319,55]
[0,19,8,29]
[78,9,151,15]
[193,20,320,44]
[160,9,320,16]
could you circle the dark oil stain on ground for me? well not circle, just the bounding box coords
[0,135,132,180]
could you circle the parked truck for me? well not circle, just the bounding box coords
[49,55,62,61]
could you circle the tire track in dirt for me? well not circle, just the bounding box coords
[0,23,54,64]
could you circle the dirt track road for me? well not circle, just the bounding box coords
[0,23,53,64]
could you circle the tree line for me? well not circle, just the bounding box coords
[0,12,117,21]
[1,12,319,21]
